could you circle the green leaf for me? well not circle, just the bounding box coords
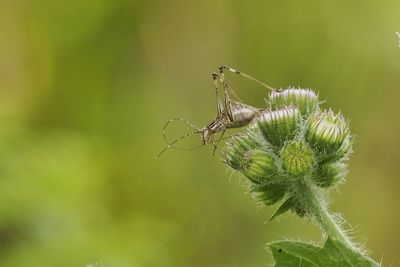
[251,182,286,205]
[269,236,379,267]
[269,197,295,221]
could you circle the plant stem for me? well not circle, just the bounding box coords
[298,179,355,250]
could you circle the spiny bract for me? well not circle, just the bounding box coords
[222,88,352,219]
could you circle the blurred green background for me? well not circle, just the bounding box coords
[0,1,399,266]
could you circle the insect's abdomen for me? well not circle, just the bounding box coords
[230,107,257,128]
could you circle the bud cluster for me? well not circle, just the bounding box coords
[223,88,352,217]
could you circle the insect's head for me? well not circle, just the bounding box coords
[199,127,215,145]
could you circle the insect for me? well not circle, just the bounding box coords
[155,65,276,159]
[396,32,400,47]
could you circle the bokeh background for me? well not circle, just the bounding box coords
[0,1,399,266]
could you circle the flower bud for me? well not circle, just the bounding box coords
[312,162,348,187]
[281,141,314,176]
[223,134,256,170]
[330,135,353,161]
[257,106,301,148]
[242,149,278,184]
[306,110,349,158]
[270,88,319,115]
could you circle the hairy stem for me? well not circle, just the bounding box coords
[297,179,355,250]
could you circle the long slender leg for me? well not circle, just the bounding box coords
[214,72,241,115]
[212,72,223,115]
[213,129,226,155]
[216,68,243,102]
[219,65,276,91]
[218,69,234,122]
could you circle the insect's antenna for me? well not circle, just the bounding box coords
[155,130,201,159]
[163,118,200,145]
[155,130,244,159]
[155,117,203,159]
[219,65,276,91]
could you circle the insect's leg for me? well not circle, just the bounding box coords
[212,72,223,115]
[217,67,243,103]
[213,129,226,155]
[218,68,236,122]
[219,65,276,91]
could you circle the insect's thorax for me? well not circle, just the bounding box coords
[207,113,230,132]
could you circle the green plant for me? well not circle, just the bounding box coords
[222,89,379,266]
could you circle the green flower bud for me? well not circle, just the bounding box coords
[242,149,278,184]
[306,110,349,158]
[223,134,257,170]
[257,106,301,148]
[281,141,314,176]
[270,88,319,115]
[313,162,348,187]
[330,135,353,161]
